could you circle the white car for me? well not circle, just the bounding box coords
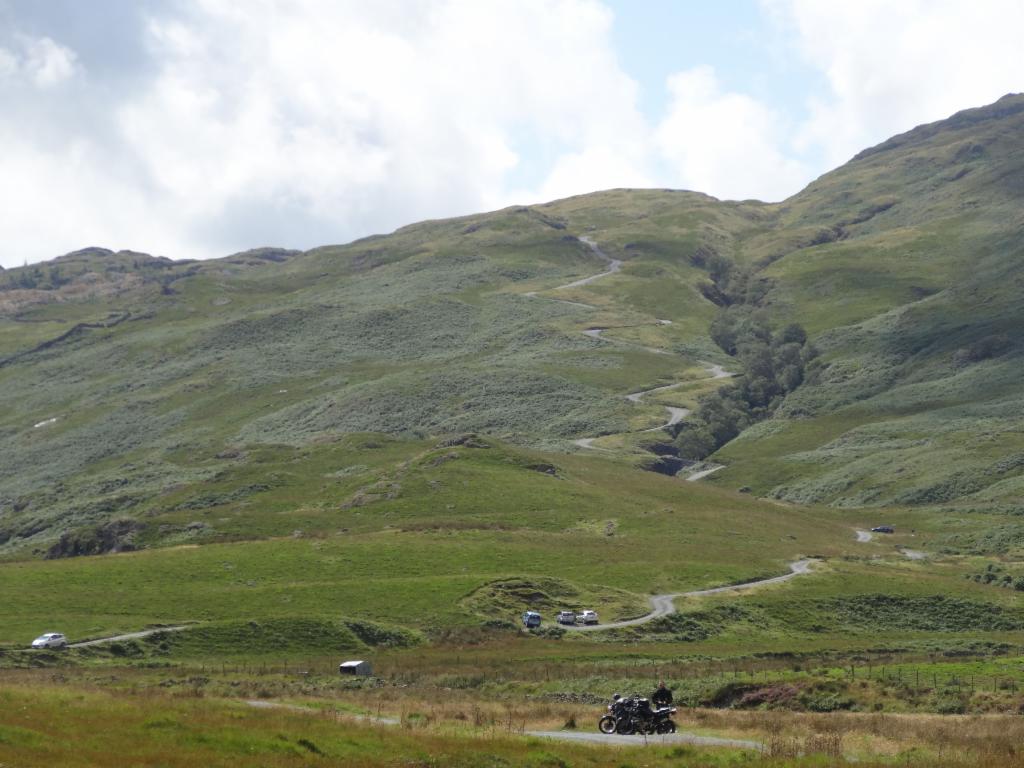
[31,632,67,649]
[578,610,599,625]
[556,610,576,625]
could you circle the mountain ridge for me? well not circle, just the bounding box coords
[1,94,1023,556]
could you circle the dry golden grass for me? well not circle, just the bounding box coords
[6,669,1024,766]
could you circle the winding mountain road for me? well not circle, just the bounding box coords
[524,235,735,478]
[573,359,729,453]
[564,559,815,632]
[69,625,190,648]
[557,236,623,289]
[523,236,620,307]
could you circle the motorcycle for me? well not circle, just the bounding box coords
[598,694,677,735]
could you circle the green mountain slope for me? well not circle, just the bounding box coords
[0,199,736,554]
[714,94,1024,508]
[1,94,1023,560]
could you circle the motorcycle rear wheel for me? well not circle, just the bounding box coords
[657,719,678,734]
[598,716,616,734]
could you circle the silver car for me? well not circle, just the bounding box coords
[31,632,67,649]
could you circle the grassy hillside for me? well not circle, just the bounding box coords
[711,94,1024,512]
[6,96,1021,556]
[0,204,729,554]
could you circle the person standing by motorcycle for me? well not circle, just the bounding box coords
[652,681,673,708]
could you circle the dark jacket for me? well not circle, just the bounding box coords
[651,687,673,707]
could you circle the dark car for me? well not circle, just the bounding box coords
[522,611,541,628]
[871,525,895,534]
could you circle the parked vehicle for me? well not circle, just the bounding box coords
[599,693,676,735]
[578,609,599,625]
[31,632,67,649]
[556,610,576,625]
[871,525,895,534]
[521,611,541,628]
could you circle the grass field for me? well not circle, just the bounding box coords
[0,441,855,644]
[5,672,1024,766]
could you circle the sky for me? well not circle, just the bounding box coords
[0,0,1022,267]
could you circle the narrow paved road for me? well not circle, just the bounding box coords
[685,464,725,482]
[582,327,668,355]
[524,235,736,480]
[565,560,815,632]
[245,700,758,752]
[646,406,690,431]
[577,361,730,449]
[526,729,760,751]
[626,381,686,403]
[556,236,623,289]
[69,625,190,648]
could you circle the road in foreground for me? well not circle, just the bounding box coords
[526,729,760,750]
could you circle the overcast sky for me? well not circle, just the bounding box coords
[1,0,1022,267]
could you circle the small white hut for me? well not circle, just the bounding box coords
[339,659,372,676]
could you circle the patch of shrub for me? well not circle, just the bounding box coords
[532,626,565,640]
[343,619,419,648]
[820,595,1023,632]
[952,333,1012,367]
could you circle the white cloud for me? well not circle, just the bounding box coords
[23,36,78,87]
[0,0,654,266]
[654,66,808,202]
[767,0,1024,167]
[0,35,78,88]
[0,47,16,79]
[2,1,1023,267]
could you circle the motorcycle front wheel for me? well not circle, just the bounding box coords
[598,715,616,734]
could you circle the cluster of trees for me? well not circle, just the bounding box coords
[671,249,816,461]
[672,315,815,460]
[694,250,771,311]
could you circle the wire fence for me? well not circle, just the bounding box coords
[188,658,1023,696]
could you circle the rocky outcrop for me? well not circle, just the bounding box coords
[45,519,144,559]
